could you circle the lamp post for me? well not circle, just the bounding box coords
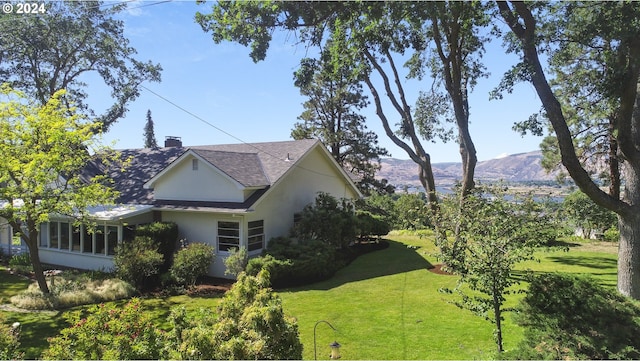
[314,320,341,360]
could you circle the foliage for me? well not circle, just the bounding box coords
[360,193,432,230]
[135,222,179,273]
[437,186,557,353]
[165,270,303,360]
[8,253,32,274]
[496,0,640,299]
[10,270,135,310]
[259,237,340,288]
[42,298,166,360]
[292,192,356,248]
[292,44,390,195]
[113,236,164,291]
[224,246,248,277]
[512,273,640,360]
[0,314,22,360]
[562,190,617,239]
[245,254,292,281]
[355,212,391,239]
[0,1,162,131]
[170,242,215,288]
[0,85,119,294]
[143,109,158,148]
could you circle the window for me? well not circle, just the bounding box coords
[82,227,93,253]
[60,222,70,251]
[49,222,59,249]
[217,221,239,252]
[247,220,264,251]
[71,226,81,251]
[192,158,198,171]
[107,226,118,256]
[95,228,105,255]
[40,224,48,247]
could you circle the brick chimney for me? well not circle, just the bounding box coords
[164,136,182,148]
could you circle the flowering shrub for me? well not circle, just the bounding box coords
[42,298,165,360]
[0,314,22,360]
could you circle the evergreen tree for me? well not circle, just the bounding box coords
[143,109,158,149]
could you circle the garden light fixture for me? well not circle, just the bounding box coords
[314,320,341,360]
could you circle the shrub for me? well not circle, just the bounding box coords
[260,237,341,287]
[165,270,302,360]
[511,273,640,360]
[603,226,620,242]
[42,299,166,360]
[224,247,248,277]
[356,212,391,240]
[8,253,32,274]
[292,192,357,248]
[0,314,22,360]
[170,242,215,287]
[113,236,164,291]
[135,222,179,272]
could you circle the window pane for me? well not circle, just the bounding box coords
[107,226,118,256]
[247,220,264,251]
[39,224,48,247]
[217,221,239,252]
[60,223,70,251]
[72,226,81,252]
[95,227,105,255]
[49,222,59,249]
[82,227,93,253]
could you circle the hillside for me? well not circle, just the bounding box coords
[377,150,559,187]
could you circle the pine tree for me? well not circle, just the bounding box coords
[143,109,158,148]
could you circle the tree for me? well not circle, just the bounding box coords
[0,1,162,132]
[562,190,617,239]
[195,1,490,208]
[292,45,390,195]
[0,85,118,294]
[496,1,640,299]
[143,109,159,148]
[437,186,555,353]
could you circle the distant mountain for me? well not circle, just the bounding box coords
[377,151,559,187]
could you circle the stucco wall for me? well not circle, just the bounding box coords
[250,146,359,246]
[153,154,244,202]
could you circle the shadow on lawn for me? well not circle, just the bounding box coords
[546,255,617,270]
[291,239,433,291]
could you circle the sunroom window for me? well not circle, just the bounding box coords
[218,221,240,252]
[247,220,264,251]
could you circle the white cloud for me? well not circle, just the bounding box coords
[494,152,510,159]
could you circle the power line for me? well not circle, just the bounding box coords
[140,84,351,181]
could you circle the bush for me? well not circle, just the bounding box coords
[113,236,164,291]
[224,247,248,277]
[292,192,356,248]
[170,242,215,287]
[511,273,640,360]
[42,299,166,360]
[8,253,32,274]
[603,226,620,242]
[165,270,302,360]
[135,222,178,272]
[356,212,391,240]
[259,237,341,288]
[0,314,22,360]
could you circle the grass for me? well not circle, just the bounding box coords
[0,234,620,360]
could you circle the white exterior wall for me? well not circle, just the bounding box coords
[250,146,359,247]
[160,211,243,278]
[153,154,244,202]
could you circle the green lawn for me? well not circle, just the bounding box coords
[0,233,619,360]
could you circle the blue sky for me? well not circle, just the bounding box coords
[94,1,545,163]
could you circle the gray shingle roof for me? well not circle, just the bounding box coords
[88,139,320,205]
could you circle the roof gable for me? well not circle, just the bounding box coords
[190,149,269,187]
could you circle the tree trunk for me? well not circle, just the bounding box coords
[618,163,640,298]
[27,237,50,294]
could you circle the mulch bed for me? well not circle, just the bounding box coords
[187,277,235,296]
[428,263,455,276]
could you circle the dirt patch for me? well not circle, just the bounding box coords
[186,277,234,296]
[428,264,455,276]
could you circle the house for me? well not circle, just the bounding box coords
[30,138,361,278]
